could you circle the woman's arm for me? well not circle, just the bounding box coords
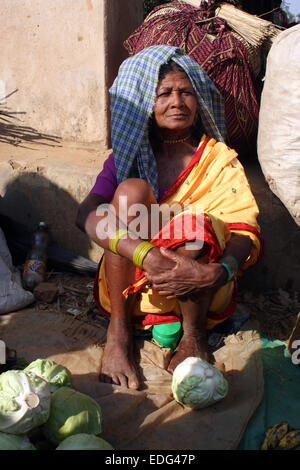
[76,193,109,236]
[143,233,252,298]
[210,232,252,281]
[76,193,177,273]
[76,193,139,254]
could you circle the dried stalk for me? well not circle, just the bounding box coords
[215,3,282,48]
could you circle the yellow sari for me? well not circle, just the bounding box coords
[94,135,263,329]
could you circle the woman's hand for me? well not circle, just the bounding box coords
[143,247,226,299]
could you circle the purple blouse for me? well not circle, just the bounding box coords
[90,153,167,201]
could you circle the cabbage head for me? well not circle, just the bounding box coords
[171,357,228,409]
[43,387,102,444]
[25,359,73,393]
[0,370,51,434]
[56,433,114,450]
[0,432,36,450]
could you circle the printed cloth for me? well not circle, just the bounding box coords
[109,44,226,200]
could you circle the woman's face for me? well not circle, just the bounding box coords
[153,70,197,133]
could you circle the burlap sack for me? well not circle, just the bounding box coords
[0,309,263,450]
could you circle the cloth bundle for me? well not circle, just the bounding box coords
[0,227,34,314]
[124,0,262,155]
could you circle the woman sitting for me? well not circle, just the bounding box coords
[76,45,262,390]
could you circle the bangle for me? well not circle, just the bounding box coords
[219,255,239,285]
[133,242,155,269]
[208,254,238,286]
[109,229,129,254]
[219,261,236,285]
[222,255,239,274]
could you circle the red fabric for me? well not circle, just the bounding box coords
[273,9,289,28]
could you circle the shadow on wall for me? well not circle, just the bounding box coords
[0,89,61,149]
[0,92,98,273]
[0,172,97,275]
[238,157,300,294]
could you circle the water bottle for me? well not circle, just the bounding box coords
[22,221,50,291]
[152,322,182,351]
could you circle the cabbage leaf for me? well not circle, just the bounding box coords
[25,359,73,393]
[56,433,113,450]
[42,387,102,444]
[0,432,36,450]
[0,370,51,434]
[171,357,228,409]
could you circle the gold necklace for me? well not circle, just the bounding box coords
[163,134,191,144]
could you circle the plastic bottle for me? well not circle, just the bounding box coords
[152,322,182,351]
[22,221,50,291]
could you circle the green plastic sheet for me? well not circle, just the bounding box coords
[238,334,300,450]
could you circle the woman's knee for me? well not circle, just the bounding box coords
[175,242,210,262]
[113,178,156,206]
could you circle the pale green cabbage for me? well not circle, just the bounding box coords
[0,370,51,434]
[42,387,102,444]
[0,432,36,450]
[56,433,114,450]
[25,359,73,393]
[171,357,228,409]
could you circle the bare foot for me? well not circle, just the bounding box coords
[99,318,140,390]
[167,330,209,374]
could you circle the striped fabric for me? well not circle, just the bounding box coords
[109,45,226,200]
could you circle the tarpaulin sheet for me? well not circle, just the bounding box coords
[238,335,300,450]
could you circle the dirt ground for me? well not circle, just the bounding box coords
[34,270,110,331]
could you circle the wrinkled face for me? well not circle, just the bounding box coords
[153,70,198,132]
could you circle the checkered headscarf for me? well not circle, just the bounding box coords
[109,45,226,199]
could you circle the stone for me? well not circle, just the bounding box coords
[33,282,59,303]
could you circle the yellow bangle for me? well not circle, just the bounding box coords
[109,229,129,255]
[133,242,155,269]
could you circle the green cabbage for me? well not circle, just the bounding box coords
[25,359,73,393]
[171,357,228,409]
[42,387,102,444]
[56,433,114,450]
[0,432,36,450]
[0,370,51,434]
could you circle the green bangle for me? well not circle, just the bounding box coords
[109,229,129,255]
[219,261,235,285]
[133,242,155,269]
[208,255,238,286]
[222,255,239,274]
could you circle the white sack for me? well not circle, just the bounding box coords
[0,228,34,314]
[257,24,300,226]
